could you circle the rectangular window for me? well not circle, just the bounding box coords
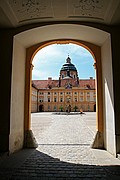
[54,92,57,95]
[75,98,77,102]
[87,92,90,95]
[87,97,90,101]
[48,92,50,95]
[66,92,71,95]
[48,98,50,102]
[48,106,50,111]
[39,98,43,102]
[80,97,83,101]
[74,92,77,95]
[40,92,44,95]
[60,98,63,102]
[54,106,56,110]
[54,98,57,102]
[88,105,90,111]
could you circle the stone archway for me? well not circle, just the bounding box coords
[10,24,115,156]
[25,39,103,149]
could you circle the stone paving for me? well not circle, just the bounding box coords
[31,112,97,165]
[0,112,120,179]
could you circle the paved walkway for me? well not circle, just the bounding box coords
[0,112,120,179]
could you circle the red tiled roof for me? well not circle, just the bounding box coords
[32,79,95,89]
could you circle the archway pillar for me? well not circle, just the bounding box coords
[24,39,104,149]
[24,50,38,148]
[92,50,104,149]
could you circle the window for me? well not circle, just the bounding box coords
[80,92,83,95]
[54,92,57,95]
[48,106,50,111]
[80,97,83,101]
[54,106,57,111]
[88,105,90,111]
[39,98,43,102]
[54,98,57,102]
[60,92,63,95]
[66,92,71,95]
[75,98,77,102]
[48,92,50,95]
[74,92,77,95]
[87,97,90,101]
[40,92,43,95]
[60,98,63,102]
[48,98,50,102]
[87,92,90,95]
[94,97,96,102]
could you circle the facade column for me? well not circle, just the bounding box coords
[24,62,38,148]
[92,61,104,148]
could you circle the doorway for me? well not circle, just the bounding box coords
[39,105,44,112]
[10,24,115,156]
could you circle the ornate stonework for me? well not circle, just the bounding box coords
[68,0,104,20]
[9,0,53,22]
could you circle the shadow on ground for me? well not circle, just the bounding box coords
[0,149,120,179]
[52,112,86,115]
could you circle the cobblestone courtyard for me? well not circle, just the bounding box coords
[0,112,120,179]
[31,112,97,165]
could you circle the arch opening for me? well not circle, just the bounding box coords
[31,42,96,113]
[10,24,115,156]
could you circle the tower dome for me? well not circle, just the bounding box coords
[60,56,79,80]
[60,56,77,72]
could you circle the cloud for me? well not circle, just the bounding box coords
[32,43,95,80]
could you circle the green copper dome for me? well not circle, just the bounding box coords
[61,56,77,72]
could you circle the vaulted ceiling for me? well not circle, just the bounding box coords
[0,0,120,28]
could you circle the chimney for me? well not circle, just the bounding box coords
[90,77,93,79]
[48,77,52,80]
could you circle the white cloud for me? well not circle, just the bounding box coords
[32,43,95,80]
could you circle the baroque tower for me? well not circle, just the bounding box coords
[59,56,79,87]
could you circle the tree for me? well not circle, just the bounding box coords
[73,105,78,112]
[59,106,64,112]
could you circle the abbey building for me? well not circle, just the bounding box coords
[31,56,96,112]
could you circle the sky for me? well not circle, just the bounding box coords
[32,43,95,80]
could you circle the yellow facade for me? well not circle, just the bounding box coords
[31,86,96,112]
[31,86,38,113]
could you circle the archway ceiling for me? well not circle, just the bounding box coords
[15,24,109,48]
[0,0,120,28]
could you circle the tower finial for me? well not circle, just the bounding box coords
[66,54,71,63]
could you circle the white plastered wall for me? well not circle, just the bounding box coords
[101,36,116,155]
[9,37,26,153]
